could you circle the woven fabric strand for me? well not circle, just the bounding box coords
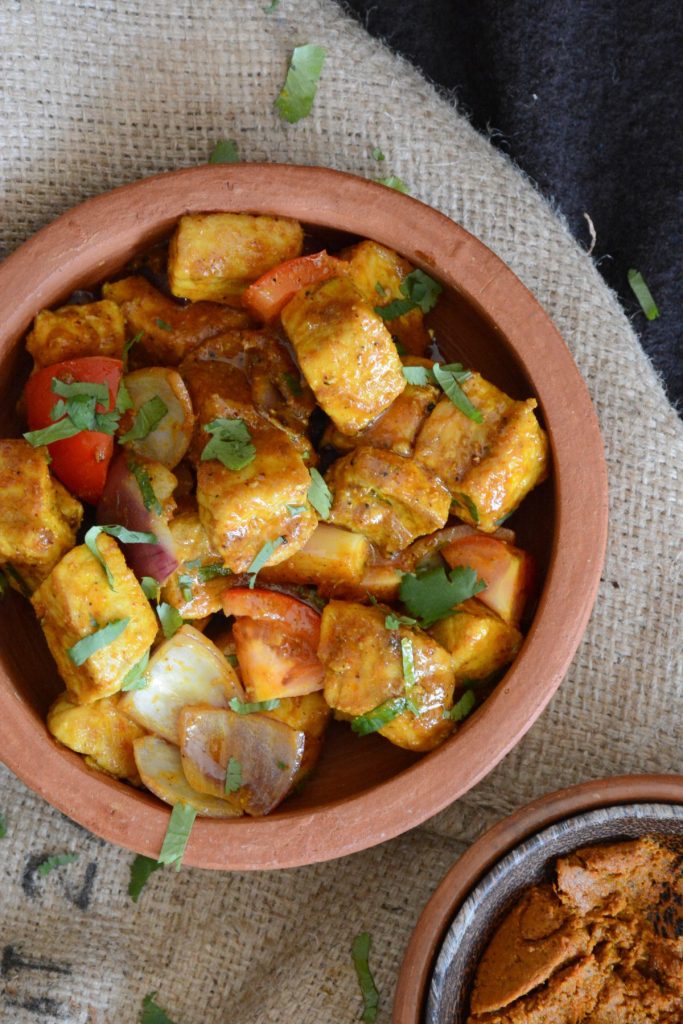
[0,1,681,1022]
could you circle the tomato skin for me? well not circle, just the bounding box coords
[441,534,534,626]
[25,356,123,504]
[222,587,321,646]
[242,251,346,322]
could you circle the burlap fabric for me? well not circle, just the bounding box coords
[1,2,681,1022]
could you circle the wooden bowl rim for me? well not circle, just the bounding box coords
[0,164,608,869]
[392,773,683,1022]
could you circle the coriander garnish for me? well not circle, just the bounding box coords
[36,852,79,877]
[141,576,161,601]
[275,44,326,124]
[445,688,477,722]
[119,395,168,444]
[225,757,243,794]
[229,697,281,715]
[157,802,197,871]
[201,417,256,471]
[84,525,157,589]
[375,176,409,194]
[209,138,239,164]
[129,459,163,515]
[140,991,176,1024]
[454,492,480,523]
[401,365,433,386]
[67,618,129,666]
[121,650,150,691]
[247,537,285,588]
[371,147,385,162]
[351,697,407,736]
[432,363,483,423]
[128,854,162,903]
[399,565,485,628]
[307,467,332,519]
[155,318,174,332]
[375,268,441,320]
[0,810,6,838]
[351,931,380,1022]
[157,603,183,640]
[627,268,660,320]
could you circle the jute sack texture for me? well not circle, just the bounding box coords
[0,1,681,1022]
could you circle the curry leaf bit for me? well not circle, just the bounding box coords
[36,852,80,877]
[155,318,174,332]
[385,612,417,629]
[120,396,168,444]
[247,537,285,588]
[128,854,163,903]
[351,931,380,1022]
[225,757,243,794]
[0,810,6,838]
[376,268,442,320]
[375,176,409,194]
[283,371,302,396]
[209,138,240,164]
[275,44,326,124]
[84,525,157,589]
[446,688,477,722]
[122,330,143,371]
[141,576,161,601]
[307,467,332,519]
[399,565,485,628]
[67,618,130,666]
[371,146,385,162]
[627,268,660,321]
[121,649,151,692]
[140,991,177,1024]
[454,491,480,523]
[157,603,183,640]
[432,362,483,423]
[229,696,281,715]
[201,418,256,471]
[129,459,163,516]
[401,366,433,386]
[157,802,197,872]
[351,697,407,736]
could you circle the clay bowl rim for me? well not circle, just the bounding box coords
[392,773,683,1023]
[0,163,608,870]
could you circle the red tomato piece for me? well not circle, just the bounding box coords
[222,587,321,647]
[242,251,346,322]
[440,534,534,626]
[25,356,123,504]
[232,617,324,702]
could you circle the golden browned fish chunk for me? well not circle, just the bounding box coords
[0,440,83,592]
[246,336,315,436]
[326,446,451,556]
[319,600,456,751]
[31,534,158,704]
[281,276,405,435]
[259,523,370,589]
[26,299,125,367]
[168,213,304,303]
[47,691,146,783]
[103,275,252,365]
[263,691,331,784]
[160,507,228,619]
[429,600,522,683]
[322,381,438,457]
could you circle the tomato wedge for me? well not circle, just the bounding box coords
[440,534,534,626]
[242,251,346,322]
[222,587,321,645]
[25,356,123,504]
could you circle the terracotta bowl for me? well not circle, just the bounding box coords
[393,774,683,1022]
[0,165,608,869]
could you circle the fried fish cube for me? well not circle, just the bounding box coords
[47,691,146,783]
[326,447,450,556]
[322,381,438,457]
[281,276,405,435]
[197,417,317,572]
[168,213,304,303]
[0,440,83,592]
[259,523,370,589]
[31,534,158,704]
[319,600,456,751]
[341,240,431,355]
[160,508,229,619]
[103,275,252,365]
[26,299,126,368]
[429,600,522,682]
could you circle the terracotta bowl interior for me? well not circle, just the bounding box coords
[427,802,683,1023]
[0,165,606,869]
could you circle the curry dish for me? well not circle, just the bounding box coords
[0,213,548,817]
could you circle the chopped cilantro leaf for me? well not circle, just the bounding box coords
[385,612,417,629]
[247,537,285,588]
[129,460,163,515]
[225,757,243,794]
[23,417,82,447]
[84,525,157,589]
[371,147,385,162]
[226,653,238,668]
[432,363,482,423]
[446,688,477,722]
[51,378,109,403]
[36,852,79,877]
[228,697,281,715]
[307,467,332,519]
[375,268,441,320]
[155,318,174,332]
[115,379,133,415]
[375,281,388,296]
[141,576,161,601]
[209,138,239,164]
[276,759,287,770]
[201,417,255,470]
[121,650,150,691]
[128,854,162,902]
[67,618,129,665]
[140,991,177,1024]
[402,366,433,386]
[351,697,407,736]
[351,931,380,1022]
[157,802,197,872]
[627,268,660,320]
[177,561,231,599]
[0,810,6,838]
[264,0,280,10]
[275,44,326,124]
[283,371,302,396]
[119,396,168,444]
[157,603,183,639]
[286,504,307,515]
[454,492,480,523]
[375,176,409,193]
[399,565,485,628]
[122,330,143,371]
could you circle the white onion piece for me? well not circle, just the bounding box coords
[179,706,304,816]
[120,625,244,743]
[123,367,194,469]
[133,735,240,817]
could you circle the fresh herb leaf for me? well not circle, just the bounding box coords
[140,991,177,1024]
[247,537,285,588]
[115,379,133,414]
[351,697,407,736]
[307,467,332,519]
[225,757,242,794]
[121,650,150,691]
[209,138,240,164]
[445,688,476,722]
[155,318,173,332]
[119,396,168,444]
[177,561,231,599]
[157,603,183,639]
[0,810,6,838]
[399,565,485,628]
[23,418,82,447]
[157,802,197,871]
[627,268,660,321]
[128,854,162,902]
[385,612,417,629]
[36,852,79,877]
[283,371,302,396]
[226,653,238,668]
[67,618,129,665]
[276,759,287,770]
[264,0,280,11]
[375,176,408,193]
[402,366,433,386]
[122,330,143,371]
[351,931,380,1022]
[228,696,281,715]
[201,418,256,470]
[454,492,480,522]
[51,378,109,403]
[375,281,388,296]
[141,576,161,601]
[275,43,326,124]
[371,147,385,162]
[84,525,157,589]
[129,460,163,516]
[432,363,482,423]
[376,268,441,320]
[286,504,307,515]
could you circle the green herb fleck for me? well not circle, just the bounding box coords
[228,697,281,715]
[23,417,83,447]
[455,492,479,522]
[155,318,174,332]
[177,561,231,600]
[351,931,380,1022]
[276,760,287,770]
[3,564,31,598]
[627,268,660,320]
[307,467,332,519]
[157,603,183,640]
[286,504,307,515]
[226,653,238,668]
[209,138,240,164]
[375,268,441,320]
[201,417,256,471]
[36,852,79,877]
[225,757,243,794]
[264,0,280,11]
[67,618,129,666]
[371,147,385,162]
[351,697,407,736]
[157,802,197,872]
[0,810,6,838]
[247,537,285,588]
[375,281,388,297]
[129,460,163,516]
[445,688,477,722]
[385,612,417,629]
[140,991,177,1024]
[375,176,409,193]
[402,365,433,386]
[84,525,157,589]
[115,379,133,414]
[122,331,143,371]
[399,565,485,628]
[120,396,168,444]
[141,576,161,601]
[283,371,302,396]
[51,378,109,403]
[121,650,150,692]
[128,854,163,903]
[432,363,482,423]
[275,43,326,124]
